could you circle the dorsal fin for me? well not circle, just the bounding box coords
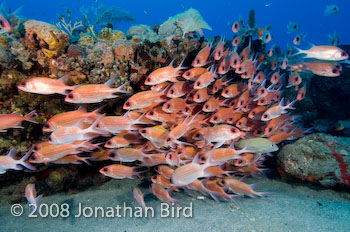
[6,148,16,158]
[104,78,115,87]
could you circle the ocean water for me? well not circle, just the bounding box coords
[0,0,349,231]
[7,0,350,46]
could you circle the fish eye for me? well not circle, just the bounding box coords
[196,82,201,86]
[332,69,338,74]
[268,128,272,132]
[140,129,146,134]
[146,77,151,82]
[263,114,268,118]
[43,124,50,129]
[224,90,229,94]
[196,59,200,64]
[239,101,244,105]
[204,105,209,109]
[96,123,100,128]
[20,81,26,86]
[67,93,73,99]
[168,154,172,159]
[149,111,154,116]
[200,156,206,161]
[261,99,265,103]
[341,52,347,57]
[30,155,36,160]
[293,25,297,29]
[170,89,174,94]
[233,60,237,65]
[166,138,171,142]
[260,89,265,94]
[48,137,52,142]
[195,94,200,99]
[195,133,200,138]
[151,175,156,181]
[125,101,130,107]
[106,141,111,146]
[231,128,235,133]
[213,116,217,121]
[228,118,233,121]
[33,145,38,151]
[185,107,190,112]
[252,111,255,115]
[237,122,241,125]
[103,167,108,172]
[109,152,115,158]
[238,159,243,164]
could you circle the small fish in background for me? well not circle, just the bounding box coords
[324,4,339,16]
[0,148,35,174]
[294,45,348,61]
[328,32,340,46]
[133,187,146,209]
[0,13,12,33]
[25,184,43,212]
[287,21,299,33]
[231,20,241,33]
[262,30,273,44]
[293,33,307,45]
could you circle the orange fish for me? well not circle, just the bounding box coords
[123,89,166,110]
[25,184,43,211]
[65,78,129,103]
[145,59,185,85]
[222,178,267,197]
[133,187,147,209]
[261,99,297,121]
[105,132,144,148]
[182,67,207,81]
[99,164,142,179]
[193,87,210,103]
[166,81,192,98]
[49,115,109,145]
[162,98,191,115]
[209,107,235,124]
[29,140,97,164]
[213,37,225,60]
[18,75,75,95]
[108,148,148,162]
[0,111,37,132]
[297,86,306,100]
[194,65,217,89]
[151,183,179,204]
[52,155,90,165]
[43,106,101,132]
[192,42,212,67]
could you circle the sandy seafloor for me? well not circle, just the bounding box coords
[0,176,349,232]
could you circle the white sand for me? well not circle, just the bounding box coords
[0,177,349,232]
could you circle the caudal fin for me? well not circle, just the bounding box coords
[23,111,38,124]
[20,149,36,171]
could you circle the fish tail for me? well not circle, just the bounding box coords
[23,110,38,124]
[113,81,131,94]
[20,149,36,171]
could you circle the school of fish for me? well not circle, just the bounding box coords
[0,12,349,208]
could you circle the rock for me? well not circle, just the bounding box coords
[277,133,350,188]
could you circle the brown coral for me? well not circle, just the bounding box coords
[24,20,70,58]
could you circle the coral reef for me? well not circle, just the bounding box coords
[126,25,158,43]
[277,133,350,188]
[158,8,212,40]
[24,20,70,58]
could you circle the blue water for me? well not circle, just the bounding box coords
[7,0,350,48]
